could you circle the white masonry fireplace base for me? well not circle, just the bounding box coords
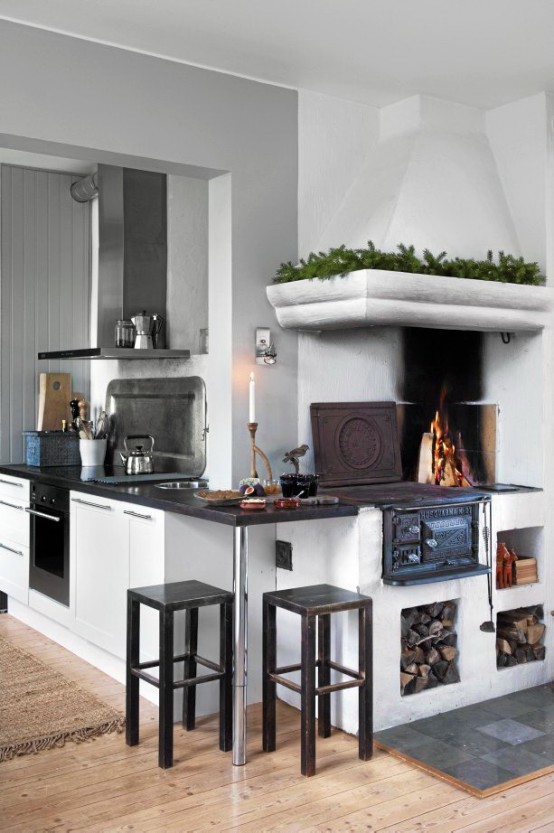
[275,489,547,735]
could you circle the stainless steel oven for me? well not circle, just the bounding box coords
[27,481,70,606]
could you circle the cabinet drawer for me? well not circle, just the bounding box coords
[0,475,29,501]
[0,535,29,604]
[0,498,30,546]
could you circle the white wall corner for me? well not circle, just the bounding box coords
[298,89,379,254]
[486,92,549,275]
[380,95,484,140]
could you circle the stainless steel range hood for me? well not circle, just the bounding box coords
[38,164,190,361]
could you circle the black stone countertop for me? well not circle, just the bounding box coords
[0,464,358,528]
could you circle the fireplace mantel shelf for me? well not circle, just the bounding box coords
[266,270,554,332]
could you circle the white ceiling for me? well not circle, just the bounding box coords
[1,0,553,110]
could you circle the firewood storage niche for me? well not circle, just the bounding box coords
[401,600,460,696]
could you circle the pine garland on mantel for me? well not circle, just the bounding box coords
[273,242,544,286]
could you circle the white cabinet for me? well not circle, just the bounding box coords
[71,493,129,656]
[125,502,165,662]
[0,476,30,604]
[70,493,164,659]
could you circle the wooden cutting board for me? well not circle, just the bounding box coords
[37,373,72,430]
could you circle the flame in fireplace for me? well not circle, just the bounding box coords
[429,388,473,487]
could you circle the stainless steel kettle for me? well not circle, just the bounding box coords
[120,435,155,475]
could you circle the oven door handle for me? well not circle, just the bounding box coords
[25,507,62,523]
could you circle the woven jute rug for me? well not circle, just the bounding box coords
[0,635,125,761]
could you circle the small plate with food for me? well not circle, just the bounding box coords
[194,489,243,506]
[240,498,267,510]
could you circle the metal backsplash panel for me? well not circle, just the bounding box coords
[105,376,206,475]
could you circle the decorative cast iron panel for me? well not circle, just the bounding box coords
[311,402,402,486]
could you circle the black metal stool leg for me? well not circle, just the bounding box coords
[358,602,373,761]
[301,612,316,776]
[159,607,175,768]
[318,613,331,738]
[183,607,198,731]
[262,599,277,752]
[126,596,140,747]
[219,600,233,751]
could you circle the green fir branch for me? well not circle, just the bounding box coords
[272,242,544,287]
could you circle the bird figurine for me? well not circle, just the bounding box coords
[282,444,309,474]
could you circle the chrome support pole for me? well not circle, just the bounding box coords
[233,525,248,765]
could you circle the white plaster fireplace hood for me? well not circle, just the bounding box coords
[268,96,553,334]
[267,270,553,333]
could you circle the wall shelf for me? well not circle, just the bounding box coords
[267,270,553,332]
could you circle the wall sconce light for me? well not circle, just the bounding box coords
[255,327,277,365]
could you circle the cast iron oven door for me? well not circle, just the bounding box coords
[382,499,490,585]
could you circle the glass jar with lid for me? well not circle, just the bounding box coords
[115,319,135,348]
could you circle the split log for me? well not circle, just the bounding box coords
[527,623,545,645]
[440,632,458,648]
[429,620,443,638]
[439,646,458,663]
[414,676,429,693]
[413,646,426,664]
[441,602,457,621]
[400,672,416,695]
[515,647,528,663]
[400,648,417,670]
[496,638,512,655]
[442,663,460,685]
[406,629,419,647]
[433,660,449,681]
[427,646,441,666]
[496,627,527,645]
[424,602,445,619]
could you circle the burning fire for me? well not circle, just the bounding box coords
[419,388,474,487]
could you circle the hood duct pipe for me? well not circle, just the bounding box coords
[70,172,98,203]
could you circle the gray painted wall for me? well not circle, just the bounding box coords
[0,21,298,485]
[0,165,91,462]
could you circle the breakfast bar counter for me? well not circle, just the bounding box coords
[0,463,357,765]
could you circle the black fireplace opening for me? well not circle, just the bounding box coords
[399,328,495,485]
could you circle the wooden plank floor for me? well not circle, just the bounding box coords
[2,615,554,833]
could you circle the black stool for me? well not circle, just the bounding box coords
[126,579,233,768]
[263,583,372,776]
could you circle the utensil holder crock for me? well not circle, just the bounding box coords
[79,438,107,467]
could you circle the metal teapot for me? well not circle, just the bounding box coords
[120,434,155,475]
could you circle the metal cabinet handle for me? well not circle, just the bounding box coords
[25,508,61,522]
[408,525,420,535]
[0,498,24,511]
[71,498,112,511]
[426,538,438,549]
[0,541,24,557]
[123,510,153,521]
[0,478,23,487]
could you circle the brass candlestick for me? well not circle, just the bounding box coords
[248,422,273,481]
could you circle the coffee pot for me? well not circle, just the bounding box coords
[131,311,164,349]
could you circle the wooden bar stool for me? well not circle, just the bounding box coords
[263,583,372,776]
[126,579,233,769]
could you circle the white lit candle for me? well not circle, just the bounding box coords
[249,372,256,423]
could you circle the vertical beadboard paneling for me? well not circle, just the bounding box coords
[0,165,91,463]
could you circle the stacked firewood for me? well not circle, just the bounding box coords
[496,606,546,667]
[400,601,459,696]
